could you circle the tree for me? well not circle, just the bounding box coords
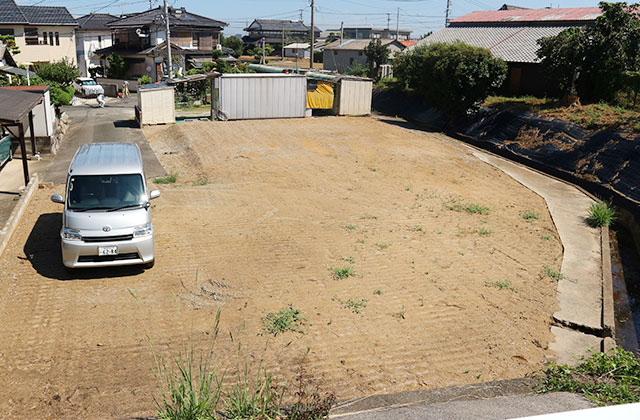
[107,53,128,79]
[35,59,79,85]
[221,34,244,57]
[394,41,507,114]
[364,39,389,80]
[249,43,274,62]
[537,27,586,97]
[0,34,20,54]
[537,1,640,102]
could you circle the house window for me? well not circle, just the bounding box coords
[49,32,54,46]
[349,57,354,65]
[25,28,39,45]
[333,50,338,55]
[55,32,59,46]
[0,28,14,36]
[98,35,102,44]
[192,32,199,48]
[358,51,363,56]
[42,33,47,44]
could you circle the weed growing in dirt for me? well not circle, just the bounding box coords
[153,311,224,420]
[225,363,284,420]
[543,266,565,281]
[287,364,336,420]
[356,239,366,244]
[521,210,540,222]
[369,168,377,172]
[542,235,551,240]
[445,199,490,215]
[410,226,423,232]
[393,306,406,319]
[262,305,308,336]
[485,280,514,291]
[192,177,209,186]
[341,256,355,264]
[477,228,493,235]
[332,296,367,313]
[587,201,616,227]
[375,243,390,250]
[537,346,640,405]
[154,172,178,184]
[373,289,383,295]
[344,224,358,230]
[360,215,378,220]
[332,266,355,279]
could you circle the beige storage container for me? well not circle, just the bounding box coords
[137,85,175,125]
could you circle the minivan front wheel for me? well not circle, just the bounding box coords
[143,260,155,269]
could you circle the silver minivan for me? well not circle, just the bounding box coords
[51,143,160,269]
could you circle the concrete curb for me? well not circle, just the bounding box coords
[329,378,538,418]
[0,173,39,259]
[601,225,615,340]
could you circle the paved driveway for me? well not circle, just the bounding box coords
[44,95,165,184]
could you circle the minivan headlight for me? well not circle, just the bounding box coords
[62,227,82,241]
[133,222,153,238]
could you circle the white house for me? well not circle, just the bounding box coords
[75,13,117,77]
[284,42,310,59]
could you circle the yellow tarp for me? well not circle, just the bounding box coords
[306,81,334,109]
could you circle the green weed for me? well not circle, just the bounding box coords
[393,306,406,319]
[522,210,540,222]
[542,234,551,240]
[375,243,390,250]
[373,289,383,295]
[332,266,355,279]
[587,201,616,227]
[477,228,493,235]
[262,305,308,336]
[543,266,565,281]
[192,177,209,186]
[154,172,178,184]
[341,256,355,264]
[332,296,367,313]
[224,363,284,420]
[344,224,358,230]
[446,199,490,215]
[537,347,640,406]
[485,280,514,290]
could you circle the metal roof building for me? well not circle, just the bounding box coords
[411,6,603,95]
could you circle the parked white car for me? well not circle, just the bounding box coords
[73,77,104,98]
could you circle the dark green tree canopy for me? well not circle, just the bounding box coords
[364,39,390,80]
[394,41,507,114]
[35,59,79,86]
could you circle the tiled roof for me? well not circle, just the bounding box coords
[108,6,226,29]
[399,40,418,48]
[244,19,320,33]
[19,5,76,25]
[0,0,26,24]
[77,13,119,30]
[411,25,582,63]
[0,44,16,66]
[451,7,602,24]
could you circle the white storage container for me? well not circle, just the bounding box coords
[334,78,373,116]
[137,85,175,125]
[213,74,306,120]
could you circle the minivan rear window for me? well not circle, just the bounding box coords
[68,174,145,210]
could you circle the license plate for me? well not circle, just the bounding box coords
[98,246,118,256]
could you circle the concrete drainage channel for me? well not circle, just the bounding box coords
[469,149,615,365]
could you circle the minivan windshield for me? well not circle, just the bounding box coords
[67,174,146,211]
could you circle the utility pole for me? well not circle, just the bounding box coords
[299,9,304,21]
[386,12,391,30]
[261,37,266,64]
[396,7,400,39]
[310,0,315,68]
[164,0,173,81]
[149,0,153,10]
[281,23,285,58]
[340,21,343,44]
[445,0,451,27]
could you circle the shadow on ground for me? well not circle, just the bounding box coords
[113,120,139,128]
[23,213,145,280]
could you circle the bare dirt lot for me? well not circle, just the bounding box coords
[0,117,562,419]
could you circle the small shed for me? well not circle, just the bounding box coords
[213,74,307,120]
[333,76,372,116]
[136,84,175,126]
[284,42,310,59]
[0,88,42,185]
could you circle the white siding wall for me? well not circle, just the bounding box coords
[336,79,372,116]
[138,86,175,125]
[24,90,54,138]
[216,74,306,120]
[76,30,113,76]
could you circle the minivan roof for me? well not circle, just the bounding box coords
[69,143,144,176]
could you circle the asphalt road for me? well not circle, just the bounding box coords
[44,95,165,184]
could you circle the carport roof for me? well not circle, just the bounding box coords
[0,88,42,124]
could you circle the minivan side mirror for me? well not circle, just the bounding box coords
[149,190,161,200]
[51,194,64,204]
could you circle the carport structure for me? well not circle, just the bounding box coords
[0,88,42,187]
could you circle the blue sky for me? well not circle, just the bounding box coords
[21,0,604,37]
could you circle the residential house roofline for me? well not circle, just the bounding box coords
[107,6,227,29]
[0,0,75,25]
